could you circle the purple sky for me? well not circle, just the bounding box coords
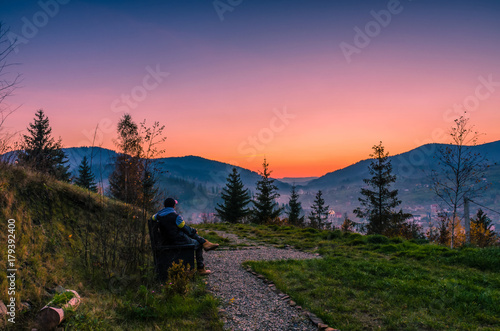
[2,0,500,177]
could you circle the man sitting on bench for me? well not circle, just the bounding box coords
[152,198,219,275]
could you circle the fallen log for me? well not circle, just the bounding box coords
[32,289,81,331]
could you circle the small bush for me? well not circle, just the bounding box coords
[409,238,429,245]
[450,247,500,272]
[327,230,342,240]
[379,244,399,253]
[349,238,366,246]
[390,237,404,244]
[165,261,194,296]
[367,235,389,244]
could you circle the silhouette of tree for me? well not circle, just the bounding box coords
[74,155,97,192]
[252,158,281,224]
[216,167,251,223]
[109,114,143,204]
[470,209,497,247]
[354,141,411,235]
[431,115,489,248]
[18,109,70,181]
[287,184,305,227]
[308,190,329,229]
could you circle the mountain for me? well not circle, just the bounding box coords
[278,177,318,185]
[63,147,291,220]
[64,147,290,191]
[302,141,500,225]
[306,141,500,189]
[9,140,500,224]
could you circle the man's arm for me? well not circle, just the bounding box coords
[176,214,197,237]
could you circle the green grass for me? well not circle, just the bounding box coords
[203,223,500,330]
[62,278,222,330]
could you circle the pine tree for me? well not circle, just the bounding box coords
[308,190,329,229]
[251,158,282,224]
[341,216,355,232]
[287,184,304,226]
[18,109,70,181]
[215,167,251,223]
[354,141,410,235]
[109,114,144,204]
[470,209,497,247]
[74,155,97,192]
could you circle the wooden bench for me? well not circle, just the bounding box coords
[147,217,195,282]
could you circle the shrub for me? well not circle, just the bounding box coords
[390,237,404,244]
[367,234,389,244]
[165,261,194,296]
[326,230,342,240]
[303,227,319,234]
[349,238,366,246]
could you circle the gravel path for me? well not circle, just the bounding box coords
[204,232,321,331]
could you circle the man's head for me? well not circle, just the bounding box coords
[164,198,178,208]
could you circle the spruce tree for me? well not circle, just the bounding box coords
[215,167,251,223]
[287,184,304,227]
[251,158,282,224]
[308,190,329,229]
[470,209,497,247]
[74,155,97,192]
[353,142,410,235]
[18,109,70,181]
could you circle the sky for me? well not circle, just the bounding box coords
[1,0,500,178]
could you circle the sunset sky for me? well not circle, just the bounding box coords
[2,0,500,177]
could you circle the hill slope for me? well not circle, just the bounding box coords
[0,164,220,330]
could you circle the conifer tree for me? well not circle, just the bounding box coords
[215,167,251,223]
[354,141,410,235]
[341,216,355,232]
[287,184,304,227]
[18,109,70,181]
[74,155,97,192]
[308,190,329,229]
[251,158,282,224]
[470,209,497,247]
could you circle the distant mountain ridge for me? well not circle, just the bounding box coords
[63,147,290,192]
[305,141,500,190]
[14,140,500,222]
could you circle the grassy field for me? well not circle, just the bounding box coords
[199,223,500,330]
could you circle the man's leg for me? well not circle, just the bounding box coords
[190,233,219,252]
[195,246,204,269]
[191,233,206,246]
[182,236,205,269]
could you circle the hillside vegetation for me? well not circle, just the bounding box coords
[0,164,221,330]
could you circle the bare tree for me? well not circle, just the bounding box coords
[0,22,21,156]
[431,114,489,248]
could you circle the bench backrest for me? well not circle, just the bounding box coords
[147,217,163,249]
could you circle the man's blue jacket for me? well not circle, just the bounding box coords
[152,207,196,245]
